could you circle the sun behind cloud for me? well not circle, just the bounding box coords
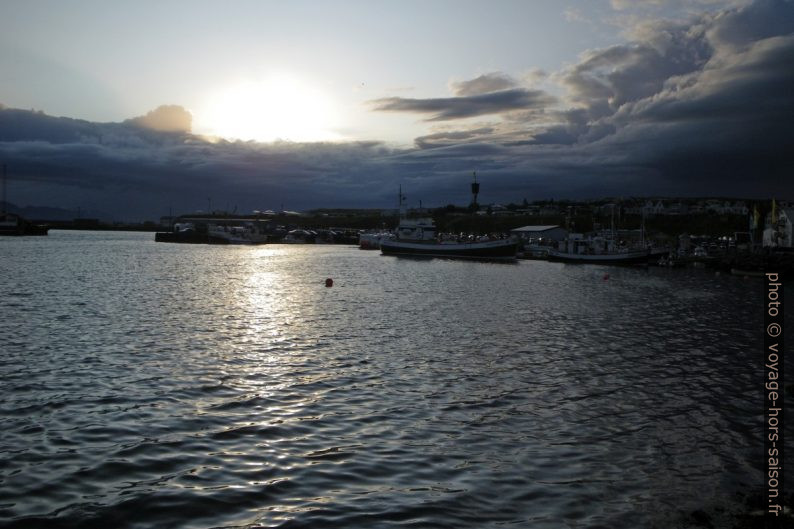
[196,75,340,143]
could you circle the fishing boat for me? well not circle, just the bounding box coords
[207,223,268,244]
[0,212,50,236]
[156,219,271,244]
[547,204,657,265]
[359,231,394,250]
[380,178,517,260]
[380,217,517,260]
[547,233,650,265]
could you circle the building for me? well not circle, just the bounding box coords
[664,202,689,215]
[764,207,794,248]
[509,225,568,243]
[643,200,665,216]
[703,200,748,215]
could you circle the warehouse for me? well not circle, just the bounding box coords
[509,225,568,243]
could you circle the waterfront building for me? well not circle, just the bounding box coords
[509,225,568,243]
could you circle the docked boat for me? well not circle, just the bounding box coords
[547,233,650,265]
[359,231,394,250]
[283,229,316,243]
[0,212,49,236]
[207,223,268,244]
[380,217,517,260]
[156,220,270,244]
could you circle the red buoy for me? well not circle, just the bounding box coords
[603,273,610,281]
[325,278,333,287]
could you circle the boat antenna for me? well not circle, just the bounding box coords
[641,208,646,248]
[611,203,615,239]
[471,171,479,209]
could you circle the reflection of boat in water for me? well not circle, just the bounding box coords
[656,254,686,268]
[0,212,49,236]
[380,217,517,260]
[520,243,553,259]
[730,268,766,277]
[547,234,650,265]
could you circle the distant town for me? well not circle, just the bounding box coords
[2,196,788,242]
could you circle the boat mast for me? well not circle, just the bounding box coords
[641,208,646,248]
[471,171,479,209]
[1,164,6,215]
[611,203,615,239]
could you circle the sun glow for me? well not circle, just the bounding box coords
[198,75,340,143]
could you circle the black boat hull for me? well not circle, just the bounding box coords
[546,250,651,265]
[381,240,517,260]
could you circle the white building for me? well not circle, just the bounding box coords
[510,225,569,243]
[642,200,665,216]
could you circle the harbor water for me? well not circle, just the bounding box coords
[1,231,790,528]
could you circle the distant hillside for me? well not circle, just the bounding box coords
[0,202,111,221]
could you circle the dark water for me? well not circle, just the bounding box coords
[0,231,789,528]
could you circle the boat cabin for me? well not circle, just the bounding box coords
[395,218,437,241]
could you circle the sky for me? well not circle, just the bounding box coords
[0,0,792,220]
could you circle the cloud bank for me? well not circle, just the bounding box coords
[370,0,793,200]
[0,0,791,219]
[370,88,555,122]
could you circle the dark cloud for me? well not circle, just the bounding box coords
[370,88,556,121]
[414,128,495,149]
[706,0,794,49]
[1,0,792,219]
[449,73,517,96]
[0,106,405,219]
[374,0,793,200]
[482,0,792,196]
[557,21,712,120]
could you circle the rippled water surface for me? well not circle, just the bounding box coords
[0,231,790,528]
